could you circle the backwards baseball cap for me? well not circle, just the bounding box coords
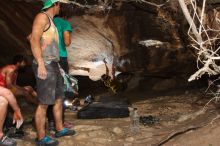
[42,0,69,10]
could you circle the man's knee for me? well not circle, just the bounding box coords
[1,89,14,99]
[0,96,8,108]
[55,98,63,104]
[37,104,48,111]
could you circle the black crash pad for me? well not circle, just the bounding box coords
[77,101,129,119]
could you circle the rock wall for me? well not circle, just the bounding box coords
[67,2,197,82]
[0,0,209,90]
[0,0,41,65]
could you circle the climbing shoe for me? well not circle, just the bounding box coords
[55,128,76,138]
[36,136,58,146]
[0,135,17,146]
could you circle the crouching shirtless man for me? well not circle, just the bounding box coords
[0,55,38,105]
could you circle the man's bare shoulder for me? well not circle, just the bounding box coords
[32,12,50,33]
[33,12,48,23]
[6,65,16,72]
[35,12,47,19]
[1,65,16,74]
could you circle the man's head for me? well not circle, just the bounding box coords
[13,55,27,69]
[42,0,69,15]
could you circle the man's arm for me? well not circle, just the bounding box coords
[5,67,27,95]
[5,67,17,89]
[30,13,48,79]
[63,31,71,46]
[62,20,72,46]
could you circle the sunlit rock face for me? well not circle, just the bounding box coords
[66,2,195,81]
[67,16,117,81]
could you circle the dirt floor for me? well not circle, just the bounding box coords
[14,88,220,146]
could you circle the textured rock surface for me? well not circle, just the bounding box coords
[65,2,198,82]
[0,0,41,65]
[15,89,220,146]
[0,0,212,89]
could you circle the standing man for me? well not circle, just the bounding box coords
[30,0,75,145]
[54,15,72,74]
[47,6,73,130]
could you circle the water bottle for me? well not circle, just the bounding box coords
[130,108,140,133]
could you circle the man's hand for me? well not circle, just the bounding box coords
[13,109,24,129]
[37,64,47,80]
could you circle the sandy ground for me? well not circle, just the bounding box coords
[14,88,220,146]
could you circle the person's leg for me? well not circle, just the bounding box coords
[23,86,37,98]
[35,104,59,146]
[59,57,69,123]
[33,63,59,146]
[53,99,63,131]
[55,60,66,128]
[59,57,69,74]
[53,98,76,138]
[13,87,38,105]
[53,63,76,137]
[23,91,38,105]
[0,96,8,139]
[44,58,68,130]
[0,96,17,146]
[46,105,55,131]
[32,63,53,138]
[35,104,48,140]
